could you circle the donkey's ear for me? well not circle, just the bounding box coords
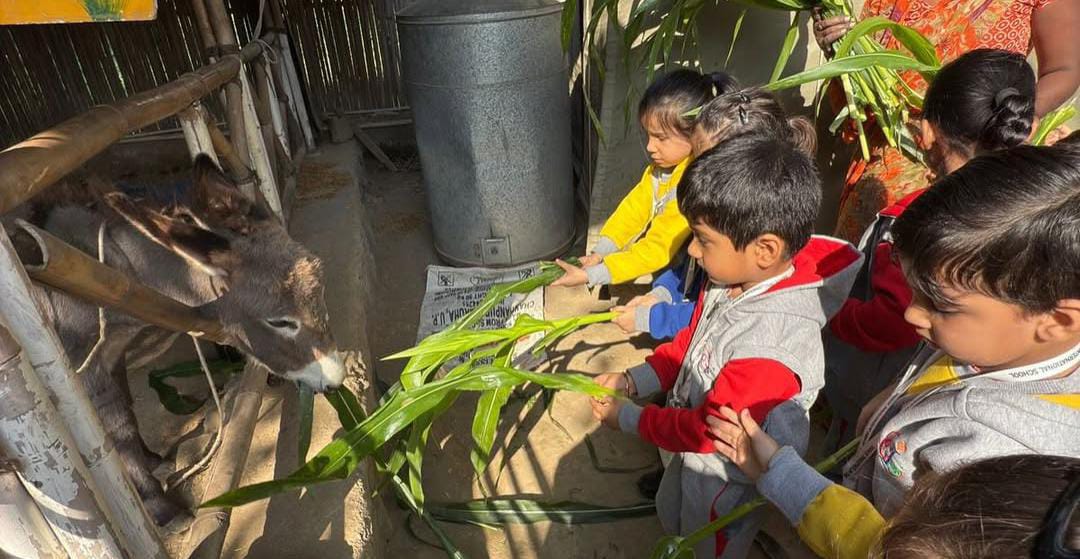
[191,154,272,235]
[104,191,234,277]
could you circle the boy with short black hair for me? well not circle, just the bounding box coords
[590,133,862,558]
[844,142,1080,516]
[704,143,1080,558]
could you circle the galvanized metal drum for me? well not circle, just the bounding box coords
[397,0,574,267]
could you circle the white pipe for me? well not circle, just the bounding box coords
[0,469,67,559]
[0,319,125,558]
[239,67,284,219]
[0,223,168,559]
[179,104,220,165]
[278,35,316,151]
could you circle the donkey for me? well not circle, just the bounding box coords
[7,154,345,526]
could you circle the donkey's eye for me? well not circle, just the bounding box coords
[265,318,300,333]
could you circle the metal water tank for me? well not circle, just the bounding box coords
[397,0,573,266]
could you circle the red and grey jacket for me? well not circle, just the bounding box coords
[616,236,863,557]
[828,189,925,353]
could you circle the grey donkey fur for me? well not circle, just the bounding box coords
[5,155,346,526]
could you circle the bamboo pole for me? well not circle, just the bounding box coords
[0,461,67,559]
[278,34,316,150]
[189,0,218,60]
[0,321,125,558]
[202,0,250,170]
[183,363,269,558]
[179,103,220,165]
[240,69,283,218]
[253,60,282,179]
[0,223,167,558]
[207,118,255,184]
[10,221,228,345]
[0,41,264,215]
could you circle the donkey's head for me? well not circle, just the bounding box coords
[103,155,346,392]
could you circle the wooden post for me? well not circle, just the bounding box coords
[240,69,284,218]
[179,103,219,164]
[202,0,251,169]
[253,60,282,182]
[207,119,256,185]
[189,0,218,60]
[10,221,229,345]
[0,42,264,215]
[0,280,133,558]
[183,363,269,558]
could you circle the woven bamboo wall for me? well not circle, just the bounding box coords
[0,0,408,150]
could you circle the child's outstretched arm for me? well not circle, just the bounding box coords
[619,358,800,453]
[708,408,886,559]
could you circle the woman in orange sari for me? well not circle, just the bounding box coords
[815,0,1080,241]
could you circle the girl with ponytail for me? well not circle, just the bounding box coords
[553,69,737,288]
[824,48,1039,448]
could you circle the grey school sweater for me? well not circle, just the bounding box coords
[618,236,863,556]
[844,342,1080,517]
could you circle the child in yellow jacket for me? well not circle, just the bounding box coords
[553,69,736,288]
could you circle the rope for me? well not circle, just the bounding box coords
[165,336,225,492]
[75,221,108,375]
[252,38,280,65]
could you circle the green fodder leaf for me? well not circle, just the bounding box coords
[1032,103,1077,145]
[766,52,938,92]
[724,8,747,69]
[428,499,656,525]
[630,0,667,19]
[297,384,315,465]
[390,474,469,559]
[834,17,940,67]
[770,13,801,82]
[470,386,513,477]
[148,359,244,415]
[561,0,578,52]
[203,367,609,508]
[325,385,366,429]
[828,106,851,134]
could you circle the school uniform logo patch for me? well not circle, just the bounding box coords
[878,431,906,478]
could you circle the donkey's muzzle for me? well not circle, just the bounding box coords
[290,350,346,392]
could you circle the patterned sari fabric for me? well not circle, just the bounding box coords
[832,0,1054,242]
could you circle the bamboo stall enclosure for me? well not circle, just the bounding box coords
[0,0,315,554]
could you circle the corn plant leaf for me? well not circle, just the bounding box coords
[770,13,801,82]
[1031,102,1077,145]
[389,473,468,559]
[649,439,860,558]
[766,52,938,92]
[297,384,315,465]
[561,0,577,52]
[428,499,657,525]
[148,359,244,415]
[469,342,516,477]
[202,367,614,508]
[827,106,851,135]
[630,0,667,19]
[724,8,748,69]
[834,16,939,67]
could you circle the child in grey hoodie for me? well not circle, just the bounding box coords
[589,133,862,558]
[704,143,1080,556]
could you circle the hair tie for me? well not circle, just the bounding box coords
[993,87,1019,108]
[736,92,750,125]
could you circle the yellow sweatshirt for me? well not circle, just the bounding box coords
[757,447,885,559]
[588,158,691,286]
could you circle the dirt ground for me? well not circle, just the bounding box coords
[363,158,820,559]
[130,141,820,558]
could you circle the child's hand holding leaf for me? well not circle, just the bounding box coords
[551,259,589,287]
[706,407,780,482]
[590,396,623,429]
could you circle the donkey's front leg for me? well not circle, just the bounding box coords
[83,359,187,527]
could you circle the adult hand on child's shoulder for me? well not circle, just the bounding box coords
[706,407,780,482]
[590,396,623,430]
[579,253,603,267]
[551,259,589,288]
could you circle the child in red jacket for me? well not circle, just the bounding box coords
[590,133,862,558]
